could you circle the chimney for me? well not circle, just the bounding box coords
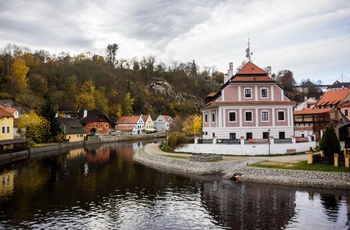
[266,66,272,77]
[224,62,234,83]
[83,110,88,118]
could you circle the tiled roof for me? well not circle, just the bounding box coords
[0,106,13,118]
[116,116,140,124]
[58,118,87,134]
[341,101,350,107]
[116,126,134,131]
[237,62,267,75]
[78,110,110,126]
[231,62,273,82]
[294,108,332,115]
[316,89,350,107]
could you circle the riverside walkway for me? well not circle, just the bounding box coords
[133,143,350,190]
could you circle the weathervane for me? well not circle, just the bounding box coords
[245,38,253,61]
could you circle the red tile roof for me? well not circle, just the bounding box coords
[116,116,140,124]
[116,126,134,131]
[294,108,332,115]
[0,106,13,118]
[316,89,350,107]
[231,62,273,82]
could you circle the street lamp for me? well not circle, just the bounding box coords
[267,129,270,155]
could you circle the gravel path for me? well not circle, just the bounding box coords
[133,143,350,189]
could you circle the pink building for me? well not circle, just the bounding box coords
[201,61,295,140]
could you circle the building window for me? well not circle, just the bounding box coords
[246,132,253,140]
[229,133,236,139]
[213,132,215,137]
[244,88,252,98]
[212,112,215,123]
[278,111,285,121]
[204,113,208,123]
[262,111,269,121]
[261,88,268,98]
[345,109,348,116]
[228,111,236,122]
[245,111,252,121]
[6,127,10,133]
[263,132,269,139]
[1,127,5,133]
[279,132,285,139]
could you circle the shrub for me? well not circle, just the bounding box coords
[167,132,194,150]
[319,124,340,157]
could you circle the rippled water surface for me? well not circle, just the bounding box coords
[0,141,349,229]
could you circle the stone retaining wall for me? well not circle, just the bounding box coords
[134,147,350,190]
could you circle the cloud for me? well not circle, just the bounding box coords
[0,0,349,84]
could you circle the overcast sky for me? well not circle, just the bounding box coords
[1,0,349,84]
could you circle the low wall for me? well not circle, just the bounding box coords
[30,132,166,154]
[175,141,316,155]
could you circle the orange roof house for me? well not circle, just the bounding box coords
[294,88,350,140]
[115,115,145,135]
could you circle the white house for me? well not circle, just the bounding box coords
[115,115,145,135]
[154,115,172,132]
[201,61,296,141]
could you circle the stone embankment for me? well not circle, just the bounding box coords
[133,144,350,190]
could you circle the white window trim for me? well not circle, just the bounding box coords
[204,113,208,123]
[245,111,253,122]
[228,111,237,123]
[261,110,269,122]
[244,88,252,99]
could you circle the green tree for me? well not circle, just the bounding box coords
[122,92,134,116]
[319,124,340,157]
[40,94,60,139]
[18,111,51,144]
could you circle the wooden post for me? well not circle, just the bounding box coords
[345,154,349,168]
[320,150,324,157]
[307,151,313,164]
[334,153,339,167]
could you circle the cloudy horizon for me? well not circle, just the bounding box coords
[0,0,349,84]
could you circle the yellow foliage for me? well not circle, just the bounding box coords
[182,115,202,135]
[10,57,29,92]
[18,112,51,143]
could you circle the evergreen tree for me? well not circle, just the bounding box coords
[319,124,340,157]
[40,94,60,139]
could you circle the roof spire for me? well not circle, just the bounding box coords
[245,37,253,61]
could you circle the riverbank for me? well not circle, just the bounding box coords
[133,143,350,190]
[0,133,166,165]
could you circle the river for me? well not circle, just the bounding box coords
[0,140,349,229]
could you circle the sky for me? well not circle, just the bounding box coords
[0,0,349,85]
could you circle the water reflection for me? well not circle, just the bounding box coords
[0,141,349,229]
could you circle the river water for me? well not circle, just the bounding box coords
[0,140,349,229]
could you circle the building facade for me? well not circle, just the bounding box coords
[201,61,295,140]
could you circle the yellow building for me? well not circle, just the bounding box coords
[0,106,14,140]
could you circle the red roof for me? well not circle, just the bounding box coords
[316,89,350,107]
[294,108,332,115]
[116,116,140,124]
[231,62,273,82]
[0,106,13,118]
[116,126,134,131]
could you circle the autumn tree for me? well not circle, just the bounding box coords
[122,92,134,116]
[8,57,29,96]
[18,111,51,144]
[75,80,96,110]
[182,115,202,135]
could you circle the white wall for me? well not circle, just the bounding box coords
[175,141,316,155]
